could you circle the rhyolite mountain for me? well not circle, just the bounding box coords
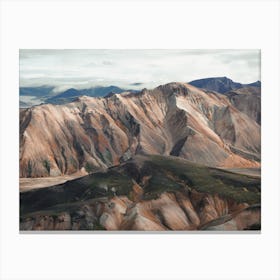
[20,82,261,178]
[20,155,261,231]
[189,77,261,94]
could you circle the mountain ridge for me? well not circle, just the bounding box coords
[20,81,261,178]
[19,85,138,107]
[19,77,261,107]
[189,77,261,93]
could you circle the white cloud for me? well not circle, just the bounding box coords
[19,49,260,90]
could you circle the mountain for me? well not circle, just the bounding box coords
[20,82,261,178]
[20,86,55,97]
[248,81,261,87]
[224,86,261,124]
[45,86,128,104]
[20,154,261,231]
[20,100,31,108]
[19,85,134,107]
[189,77,261,94]
[19,86,56,108]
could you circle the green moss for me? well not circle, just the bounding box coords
[27,160,32,177]
[141,155,260,204]
[43,159,51,174]
[70,156,78,169]
[95,148,113,165]
[20,154,261,218]
[85,162,95,173]
[104,148,113,164]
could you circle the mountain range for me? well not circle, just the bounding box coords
[19,77,261,107]
[19,78,261,231]
[19,85,135,107]
[20,81,261,178]
[189,76,261,93]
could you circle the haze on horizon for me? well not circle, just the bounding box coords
[20,49,260,92]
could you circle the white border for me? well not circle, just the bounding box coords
[1,1,280,280]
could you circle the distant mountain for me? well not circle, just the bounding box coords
[19,86,55,108]
[247,81,261,87]
[20,86,55,97]
[19,85,134,107]
[189,77,261,94]
[45,86,132,104]
[19,101,30,108]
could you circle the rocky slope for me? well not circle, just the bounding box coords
[20,82,261,178]
[20,155,261,231]
[224,86,261,125]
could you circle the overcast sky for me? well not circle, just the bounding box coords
[20,49,260,92]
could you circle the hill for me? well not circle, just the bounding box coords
[20,155,261,231]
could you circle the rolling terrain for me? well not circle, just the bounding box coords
[20,155,261,231]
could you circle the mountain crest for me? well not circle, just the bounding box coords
[20,81,260,178]
[189,77,261,94]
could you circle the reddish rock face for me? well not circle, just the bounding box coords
[20,82,260,177]
[224,86,261,125]
[20,154,261,231]
[20,189,260,231]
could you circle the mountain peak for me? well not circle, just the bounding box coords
[104,91,118,98]
[247,80,261,87]
[189,77,261,94]
[189,77,255,94]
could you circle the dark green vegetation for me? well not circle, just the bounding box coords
[20,170,133,216]
[20,155,260,218]
[129,155,260,203]
[43,159,51,174]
